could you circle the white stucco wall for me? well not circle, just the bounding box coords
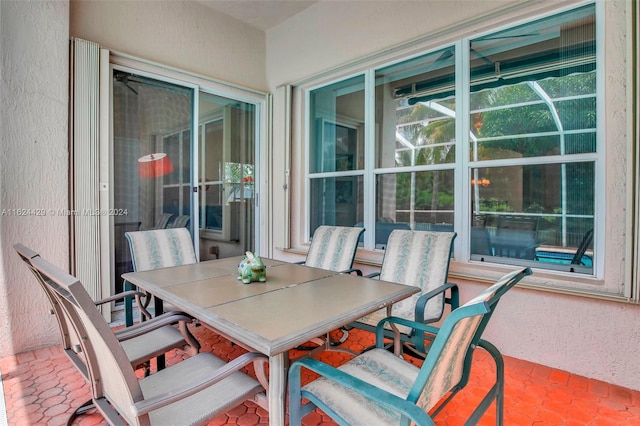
[70,0,267,92]
[266,0,640,391]
[0,0,265,358]
[265,0,537,91]
[0,0,70,357]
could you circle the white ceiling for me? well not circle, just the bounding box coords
[196,1,317,31]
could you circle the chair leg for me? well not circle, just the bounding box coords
[401,342,427,360]
[295,328,348,351]
[65,398,95,426]
[142,361,151,377]
[292,330,358,360]
[329,327,349,346]
[178,320,201,355]
[465,339,504,426]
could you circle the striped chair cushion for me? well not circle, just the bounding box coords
[415,276,510,412]
[126,228,196,272]
[302,348,418,425]
[304,226,364,272]
[358,230,455,334]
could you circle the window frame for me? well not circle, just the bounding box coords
[296,1,620,296]
[103,53,269,304]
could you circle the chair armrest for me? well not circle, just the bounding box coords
[95,290,152,321]
[365,271,381,279]
[289,357,434,426]
[414,282,459,324]
[375,316,441,347]
[113,311,194,341]
[132,352,268,416]
[341,268,363,276]
[376,309,490,354]
[94,290,146,305]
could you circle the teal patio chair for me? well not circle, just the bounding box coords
[349,229,457,358]
[289,267,532,426]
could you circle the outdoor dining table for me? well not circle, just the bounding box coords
[122,255,419,426]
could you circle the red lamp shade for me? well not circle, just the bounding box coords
[138,153,174,178]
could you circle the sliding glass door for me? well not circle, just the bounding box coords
[111,70,257,295]
[198,92,255,254]
[111,71,195,294]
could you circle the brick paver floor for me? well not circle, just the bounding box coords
[1,325,639,425]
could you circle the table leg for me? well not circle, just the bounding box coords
[154,296,166,370]
[268,352,289,426]
[124,281,134,327]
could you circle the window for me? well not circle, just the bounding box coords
[306,4,598,275]
[308,76,365,233]
[374,47,457,248]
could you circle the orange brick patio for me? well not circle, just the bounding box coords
[1,325,639,425]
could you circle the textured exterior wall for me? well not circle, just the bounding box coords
[265,0,529,91]
[0,1,70,357]
[266,0,640,390]
[70,0,267,92]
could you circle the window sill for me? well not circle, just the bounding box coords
[282,246,626,302]
[199,229,238,242]
[450,260,631,303]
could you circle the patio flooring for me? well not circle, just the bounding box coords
[1,324,639,425]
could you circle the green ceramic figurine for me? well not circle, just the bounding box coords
[237,251,267,284]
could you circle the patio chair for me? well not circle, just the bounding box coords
[168,214,190,228]
[349,229,457,358]
[571,228,594,266]
[14,243,200,424]
[295,225,365,354]
[492,215,539,260]
[126,228,197,272]
[124,228,198,326]
[15,243,199,364]
[289,267,532,426]
[297,225,365,275]
[153,213,174,229]
[31,254,269,426]
[124,228,202,371]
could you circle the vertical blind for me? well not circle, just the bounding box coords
[69,38,102,301]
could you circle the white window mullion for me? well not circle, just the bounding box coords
[363,69,376,249]
[594,0,606,282]
[455,39,470,261]
[99,49,112,320]
[190,91,200,260]
[303,89,312,242]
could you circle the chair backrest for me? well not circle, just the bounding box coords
[154,213,174,229]
[168,215,190,229]
[571,228,594,265]
[411,267,531,412]
[471,226,492,256]
[126,228,197,272]
[304,226,365,272]
[13,243,88,378]
[31,255,146,425]
[496,215,537,240]
[379,230,456,322]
